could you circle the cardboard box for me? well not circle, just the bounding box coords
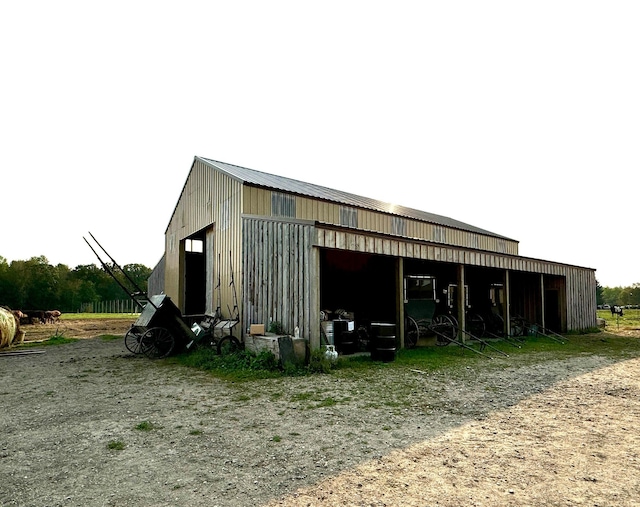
[250,324,265,335]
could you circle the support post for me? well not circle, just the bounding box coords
[457,264,466,342]
[505,270,511,337]
[397,257,405,348]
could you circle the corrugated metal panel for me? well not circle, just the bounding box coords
[164,159,244,316]
[198,157,514,241]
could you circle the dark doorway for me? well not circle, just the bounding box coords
[184,235,206,315]
[544,289,561,332]
[320,250,396,326]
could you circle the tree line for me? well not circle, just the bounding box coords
[2,255,637,313]
[597,281,640,308]
[0,256,152,313]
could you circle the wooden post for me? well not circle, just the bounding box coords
[505,270,511,337]
[397,257,405,348]
[540,274,546,330]
[457,264,465,342]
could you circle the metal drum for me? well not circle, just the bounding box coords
[370,322,397,362]
[321,321,334,345]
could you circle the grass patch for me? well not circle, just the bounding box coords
[170,347,284,381]
[107,440,125,450]
[167,330,640,382]
[134,421,157,431]
[20,335,79,347]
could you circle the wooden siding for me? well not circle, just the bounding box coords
[242,217,320,348]
[165,159,244,317]
[241,186,519,256]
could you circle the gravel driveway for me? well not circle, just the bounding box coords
[2,335,638,506]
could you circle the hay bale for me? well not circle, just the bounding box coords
[0,307,25,349]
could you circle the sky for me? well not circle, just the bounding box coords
[1,1,638,288]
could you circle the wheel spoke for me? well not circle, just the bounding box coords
[141,327,175,359]
[124,328,144,354]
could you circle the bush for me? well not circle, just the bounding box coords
[307,348,334,374]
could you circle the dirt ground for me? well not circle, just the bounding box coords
[2,320,640,506]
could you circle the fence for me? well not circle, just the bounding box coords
[79,299,141,314]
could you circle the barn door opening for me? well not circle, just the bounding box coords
[184,233,206,316]
[544,289,562,332]
[320,249,396,350]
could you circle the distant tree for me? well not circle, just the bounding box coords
[122,263,152,294]
[0,256,10,305]
[596,279,604,306]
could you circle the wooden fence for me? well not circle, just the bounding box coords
[80,299,140,314]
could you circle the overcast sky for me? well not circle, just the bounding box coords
[1,1,638,288]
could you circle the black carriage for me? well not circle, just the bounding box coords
[403,275,457,348]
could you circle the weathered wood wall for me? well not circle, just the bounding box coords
[242,217,321,348]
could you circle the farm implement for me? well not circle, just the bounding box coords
[83,233,240,359]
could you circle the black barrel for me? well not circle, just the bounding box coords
[333,319,357,355]
[370,322,397,362]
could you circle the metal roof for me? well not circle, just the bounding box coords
[197,156,514,241]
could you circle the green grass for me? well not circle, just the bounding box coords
[597,308,640,329]
[169,329,640,382]
[107,440,126,450]
[168,347,284,381]
[20,335,78,347]
[134,421,157,431]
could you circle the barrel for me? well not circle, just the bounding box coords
[321,321,334,345]
[333,319,357,354]
[369,322,397,362]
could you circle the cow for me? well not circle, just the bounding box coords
[44,310,61,324]
[24,310,45,325]
[612,305,624,317]
[0,306,26,349]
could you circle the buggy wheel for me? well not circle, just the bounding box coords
[194,331,217,351]
[432,314,456,346]
[467,313,486,338]
[487,313,505,335]
[404,316,419,349]
[510,317,524,337]
[141,327,175,359]
[124,328,145,354]
[217,335,241,355]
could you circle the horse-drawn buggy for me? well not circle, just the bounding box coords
[403,275,457,348]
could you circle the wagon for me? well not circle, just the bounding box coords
[403,275,457,348]
[84,233,241,359]
[124,294,196,358]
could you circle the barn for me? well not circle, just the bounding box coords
[152,156,596,351]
